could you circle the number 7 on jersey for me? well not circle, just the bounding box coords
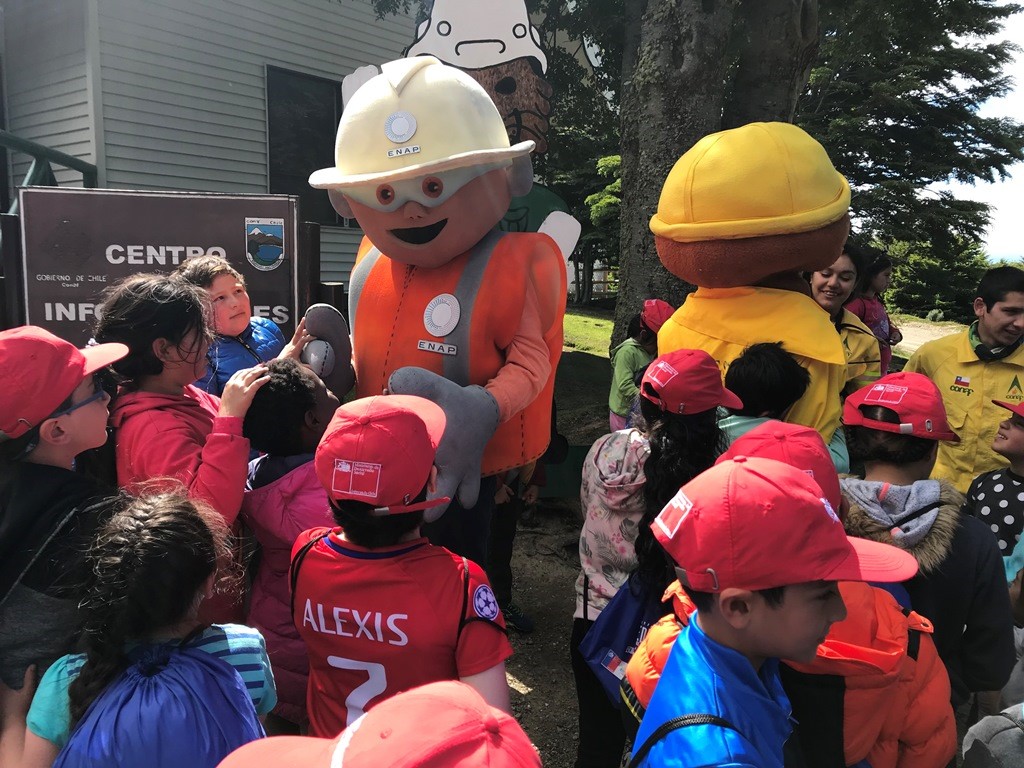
[327,655,387,726]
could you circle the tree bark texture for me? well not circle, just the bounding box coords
[723,0,820,128]
[612,0,821,345]
[613,0,741,346]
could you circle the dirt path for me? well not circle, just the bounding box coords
[893,318,964,359]
[505,502,582,767]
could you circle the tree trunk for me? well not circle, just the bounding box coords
[723,0,820,127]
[612,0,741,346]
[612,0,822,345]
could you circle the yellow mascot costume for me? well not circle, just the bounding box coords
[654,122,850,450]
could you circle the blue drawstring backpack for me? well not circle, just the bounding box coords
[579,573,667,705]
[53,640,265,768]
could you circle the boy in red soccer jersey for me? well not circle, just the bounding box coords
[291,395,513,737]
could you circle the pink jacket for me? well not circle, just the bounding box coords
[110,386,250,523]
[241,456,332,724]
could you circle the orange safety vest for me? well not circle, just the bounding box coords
[349,229,565,477]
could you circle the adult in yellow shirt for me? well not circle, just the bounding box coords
[809,246,882,397]
[904,267,1024,493]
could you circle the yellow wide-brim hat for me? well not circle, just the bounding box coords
[650,122,851,243]
[310,56,534,190]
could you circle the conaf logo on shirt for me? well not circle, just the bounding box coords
[950,375,974,395]
[1006,375,1024,401]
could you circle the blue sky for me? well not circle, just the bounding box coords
[939,9,1024,261]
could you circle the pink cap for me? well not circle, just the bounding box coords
[641,299,674,334]
[639,349,742,415]
[314,395,449,514]
[653,457,918,592]
[843,372,959,442]
[717,421,841,511]
[217,681,541,768]
[0,326,127,440]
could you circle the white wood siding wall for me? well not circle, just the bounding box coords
[4,0,93,189]
[94,0,413,283]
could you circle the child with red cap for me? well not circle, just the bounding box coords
[217,681,540,768]
[292,395,513,738]
[573,348,737,768]
[842,372,1016,709]
[630,456,918,767]
[608,299,674,431]
[0,326,127,693]
[624,422,956,768]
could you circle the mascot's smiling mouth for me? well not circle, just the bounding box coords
[390,219,448,245]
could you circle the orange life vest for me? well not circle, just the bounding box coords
[349,230,565,477]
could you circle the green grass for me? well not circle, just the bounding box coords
[563,307,614,357]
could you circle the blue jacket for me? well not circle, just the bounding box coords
[634,617,792,768]
[196,316,285,396]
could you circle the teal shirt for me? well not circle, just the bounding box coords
[718,412,850,474]
[27,623,276,747]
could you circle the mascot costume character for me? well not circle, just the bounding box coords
[654,122,851,461]
[405,0,581,257]
[310,56,566,561]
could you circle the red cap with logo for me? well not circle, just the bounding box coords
[640,299,674,334]
[217,681,541,768]
[0,326,128,441]
[717,421,841,511]
[653,457,918,592]
[843,372,959,442]
[994,400,1024,420]
[314,395,448,515]
[639,348,742,415]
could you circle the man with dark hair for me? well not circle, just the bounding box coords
[905,266,1024,492]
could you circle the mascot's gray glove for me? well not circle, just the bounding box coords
[300,303,355,400]
[388,367,500,521]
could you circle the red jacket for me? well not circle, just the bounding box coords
[624,581,956,768]
[110,386,250,523]
[110,386,252,624]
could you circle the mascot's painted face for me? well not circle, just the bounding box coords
[345,167,511,268]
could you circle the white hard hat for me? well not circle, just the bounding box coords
[309,56,534,190]
[405,0,547,73]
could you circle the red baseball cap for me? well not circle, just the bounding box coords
[994,400,1024,420]
[843,372,959,442]
[717,421,841,511]
[639,349,742,415]
[314,395,449,514]
[653,457,918,592]
[217,681,541,768]
[641,299,674,334]
[0,326,128,441]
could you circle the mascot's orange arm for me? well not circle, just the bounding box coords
[485,282,550,422]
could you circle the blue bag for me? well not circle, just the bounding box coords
[53,640,265,768]
[579,573,667,705]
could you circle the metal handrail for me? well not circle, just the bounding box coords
[0,129,98,214]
